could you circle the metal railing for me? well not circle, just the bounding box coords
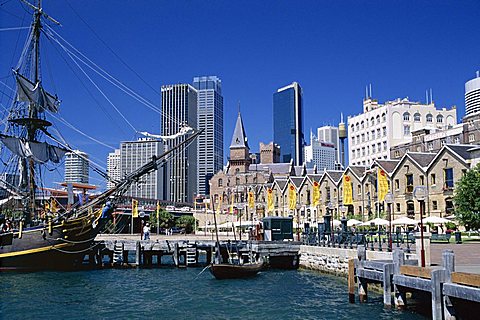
[301,229,415,253]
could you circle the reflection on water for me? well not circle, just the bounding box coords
[0,268,425,319]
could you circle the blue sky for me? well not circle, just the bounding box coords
[1,0,480,188]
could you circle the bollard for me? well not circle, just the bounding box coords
[348,259,355,303]
[442,250,456,320]
[135,241,141,266]
[383,263,393,307]
[393,248,407,309]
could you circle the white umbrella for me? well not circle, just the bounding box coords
[217,221,235,229]
[391,216,419,226]
[422,216,453,225]
[347,219,362,227]
[445,215,456,220]
[361,218,389,226]
[233,220,260,227]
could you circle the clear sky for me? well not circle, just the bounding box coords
[1,0,480,189]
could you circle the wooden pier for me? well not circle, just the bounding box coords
[84,238,301,269]
[348,245,480,319]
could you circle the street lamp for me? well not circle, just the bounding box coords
[328,201,335,242]
[413,186,427,267]
[384,192,395,252]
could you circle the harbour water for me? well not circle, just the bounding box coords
[0,268,425,319]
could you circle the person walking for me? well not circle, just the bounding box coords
[143,223,151,240]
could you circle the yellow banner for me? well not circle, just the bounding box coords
[267,188,274,213]
[248,191,255,209]
[343,175,353,205]
[156,201,160,220]
[229,194,234,214]
[378,168,389,202]
[312,181,320,206]
[132,199,138,218]
[288,184,297,210]
[51,198,58,213]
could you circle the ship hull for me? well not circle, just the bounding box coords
[209,262,264,280]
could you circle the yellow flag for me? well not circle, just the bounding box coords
[288,184,297,210]
[312,181,320,206]
[378,168,389,202]
[229,194,234,214]
[156,201,160,221]
[51,198,58,213]
[267,188,274,213]
[343,175,353,205]
[132,199,138,218]
[248,191,255,209]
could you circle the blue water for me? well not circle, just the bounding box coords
[1,268,424,320]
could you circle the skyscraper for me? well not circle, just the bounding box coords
[106,149,120,189]
[273,82,304,165]
[465,71,480,116]
[317,125,340,165]
[193,76,223,197]
[64,151,89,184]
[120,139,164,199]
[161,84,197,203]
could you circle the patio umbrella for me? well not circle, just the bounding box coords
[361,218,389,226]
[217,222,235,229]
[422,216,454,224]
[391,216,419,226]
[347,219,362,227]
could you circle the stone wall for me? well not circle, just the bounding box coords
[299,245,393,276]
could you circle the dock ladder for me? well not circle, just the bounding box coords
[186,244,197,266]
[113,241,124,265]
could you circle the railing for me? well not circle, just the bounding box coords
[301,229,415,253]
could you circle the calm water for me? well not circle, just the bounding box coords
[0,268,425,320]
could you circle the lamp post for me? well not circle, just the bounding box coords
[296,203,302,241]
[384,192,394,252]
[328,201,334,242]
[413,186,427,267]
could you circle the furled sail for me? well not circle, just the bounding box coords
[0,135,68,164]
[15,71,60,113]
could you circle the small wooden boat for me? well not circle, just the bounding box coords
[210,261,264,280]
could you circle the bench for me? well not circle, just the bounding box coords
[430,233,451,242]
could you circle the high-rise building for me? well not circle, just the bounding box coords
[348,97,457,166]
[161,84,197,203]
[64,151,89,184]
[106,149,120,189]
[465,71,480,116]
[120,139,164,199]
[304,132,336,171]
[317,125,340,164]
[273,82,304,165]
[193,76,223,197]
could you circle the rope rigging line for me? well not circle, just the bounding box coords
[0,26,30,32]
[44,25,184,129]
[45,26,164,115]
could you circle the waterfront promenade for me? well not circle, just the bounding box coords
[96,232,242,242]
[431,242,480,273]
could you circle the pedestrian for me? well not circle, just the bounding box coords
[143,223,150,240]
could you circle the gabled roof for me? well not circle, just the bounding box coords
[407,152,436,168]
[445,144,474,160]
[253,163,292,175]
[374,159,399,174]
[290,176,304,188]
[230,112,249,149]
[306,174,323,183]
[347,166,367,180]
[325,170,343,184]
[274,179,288,191]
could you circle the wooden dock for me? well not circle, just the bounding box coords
[84,238,301,269]
[348,245,480,319]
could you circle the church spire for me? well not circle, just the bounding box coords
[230,111,249,149]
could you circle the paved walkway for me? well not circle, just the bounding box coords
[430,242,480,273]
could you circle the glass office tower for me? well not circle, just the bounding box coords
[273,82,304,165]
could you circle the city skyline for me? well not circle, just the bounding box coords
[1,1,480,189]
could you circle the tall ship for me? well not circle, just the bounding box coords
[0,1,200,270]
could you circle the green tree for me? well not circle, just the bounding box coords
[454,163,480,230]
[176,215,196,234]
[149,210,175,230]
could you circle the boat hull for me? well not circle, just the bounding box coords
[210,262,263,280]
[0,216,104,271]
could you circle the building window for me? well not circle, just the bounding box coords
[432,201,438,210]
[431,173,436,185]
[376,115,380,124]
[396,203,401,212]
[383,127,387,137]
[361,121,364,129]
[403,112,410,121]
[372,144,376,153]
[444,168,454,189]
[414,113,421,122]
[437,115,443,123]
[218,179,223,187]
[377,129,381,138]
[356,123,360,131]
[383,141,387,151]
[406,174,413,193]
[426,114,433,122]
[382,113,386,122]
[357,185,361,195]
[428,142,434,151]
[420,175,424,185]
[351,124,355,133]
[361,134,365,142]
[394,150,400,158]
[469,134,475,142]
[394,179,399,190]
[403,125,410,135]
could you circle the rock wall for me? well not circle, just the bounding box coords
[299,245,393,276]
